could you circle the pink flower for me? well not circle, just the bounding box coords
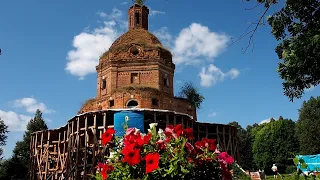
[126,128,136,136]
[218,152,234,165]
[185,142,194,153]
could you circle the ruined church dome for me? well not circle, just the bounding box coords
[111,29,162,50]
[100,28,171,61]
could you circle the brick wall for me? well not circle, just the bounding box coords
[80,89,196,120]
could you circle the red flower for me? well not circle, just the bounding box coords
[194,140,205,150]
[122,146,141,166]
[174,124,183,137]
[145,153,160,173]
[96,162,114,180]
[185,142,194,153]
[124,132,144,148]
[143,133,152,144]
[195,138,217,151]
[218,152,234,165]
[202,138,217,151]
[156,140,166,150]
[102,128,115,145]
[165,137,171,143]
[164,125,175,138]
[220,160,233,180]
[182,128,193,140]
[126,128,136,136]
[164,124,184,139]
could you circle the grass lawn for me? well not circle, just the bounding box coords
[266,174,317,180]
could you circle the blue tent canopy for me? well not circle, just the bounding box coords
[114,111,145,137]
[297,154,320,172]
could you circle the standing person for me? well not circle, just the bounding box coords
[271,164,278,178]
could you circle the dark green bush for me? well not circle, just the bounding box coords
[285,165,297,174]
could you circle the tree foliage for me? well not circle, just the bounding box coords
[0,109,48,180]
[228,122,255,170]
[247,0,320,101]
[177,81,205,110]
[0,118,8,159]
[296,96,320,155]
[132,0,146,5]
[252,117,299,174]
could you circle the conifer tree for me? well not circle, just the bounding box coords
[2,109,48,180]
[178,81,205,110]
[0,118,8,159]
[296,96,320,154]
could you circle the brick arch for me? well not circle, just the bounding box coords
[127,99,139,108]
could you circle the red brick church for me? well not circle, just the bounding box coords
[79,3,196,120]
[29,3,237,179]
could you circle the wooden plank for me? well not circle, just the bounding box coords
[75,117,80,179]
[57,132,61,171]
[44,131,50,179]
[83,115,89,179]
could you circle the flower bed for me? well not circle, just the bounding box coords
[93,123,234,180]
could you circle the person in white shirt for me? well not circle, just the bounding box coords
[271,164,278,178]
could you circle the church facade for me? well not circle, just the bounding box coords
[79,4,196,120]
[29,4,238,180]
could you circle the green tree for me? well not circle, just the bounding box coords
[3,109,48,180]
[296,96,320,155]
[132,0,146,5]
[228,121,255,170]
[245,0,320,101]
[252,117,299,174]
[0,118,8,159]
[177,81,204,110]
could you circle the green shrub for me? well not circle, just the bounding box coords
[285,165,297,174]
[232,163,251,180]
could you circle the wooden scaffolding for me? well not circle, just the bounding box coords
[29,109,238,180]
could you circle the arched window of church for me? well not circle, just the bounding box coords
[135,12,140,25]
[152,98,159,106]
[127,100,138,108]
[102,79,106,89]
[163,74,169,87]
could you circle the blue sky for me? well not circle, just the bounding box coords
[0,0,318,159]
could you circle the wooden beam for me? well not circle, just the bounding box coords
[44,131,50,179]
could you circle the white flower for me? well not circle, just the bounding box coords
[158,128,166,140]
[149,123,158,129]
[118,138,124,147]
[109,151,116,159]
[134,128,140,135]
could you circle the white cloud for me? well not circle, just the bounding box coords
[149,9,165,16]
[0,110,31,131]
[121,2,128,5]
[97,8,123,20]
[199,64,240,87]
[155,24,230,65]
[259,117,279,125]
[13,97,54,114]
[259,118,271,125]
[208,112,217,118]
[153,27,173,48]
[173,23,229,65]
[66,9,126,79]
